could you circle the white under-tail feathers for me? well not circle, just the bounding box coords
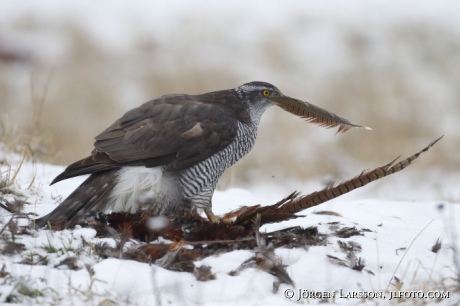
[109,166,163,213]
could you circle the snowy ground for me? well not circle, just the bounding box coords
[0,146,459,305]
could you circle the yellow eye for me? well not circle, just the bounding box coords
[262,90,270,97]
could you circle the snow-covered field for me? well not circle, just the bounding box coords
[1,145,459,305]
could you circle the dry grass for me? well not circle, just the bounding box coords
[1,18,458,188]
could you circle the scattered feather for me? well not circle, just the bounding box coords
[431,238,442,253]
[313,210,342,217]
[338,240,362,253]
[193,265,216,282]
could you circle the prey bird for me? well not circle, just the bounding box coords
[36,81,369,228]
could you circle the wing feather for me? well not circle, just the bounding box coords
[52,94,239,184]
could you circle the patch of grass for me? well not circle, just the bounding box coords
[16,282,43,299]
[2,276,46,303]
[0,145,36,198]
[42,233,59,254]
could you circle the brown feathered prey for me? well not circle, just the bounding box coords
[100,136,440,243]
[35,81,369,228]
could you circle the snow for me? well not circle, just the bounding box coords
[1,148,459,305]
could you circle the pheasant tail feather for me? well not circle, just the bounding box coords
[278,136,443,215]
[271,97,371,133]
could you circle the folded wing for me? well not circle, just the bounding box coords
[52,94,238,184]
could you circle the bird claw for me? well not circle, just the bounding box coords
[204,208,219,223]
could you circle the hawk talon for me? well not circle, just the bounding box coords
[205,208,219,224]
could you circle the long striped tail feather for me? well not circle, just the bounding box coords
[271,96,372,133]
[230,136,443,226]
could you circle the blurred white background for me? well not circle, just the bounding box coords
[1,0,459,201]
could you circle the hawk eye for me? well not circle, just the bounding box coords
[262,90,271,97]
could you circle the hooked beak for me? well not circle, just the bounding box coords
[269,95,371,133]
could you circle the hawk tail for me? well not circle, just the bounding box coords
[35,170,118,229]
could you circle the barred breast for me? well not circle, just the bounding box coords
[179,121,258,210]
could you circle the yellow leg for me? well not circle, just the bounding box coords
[204,208,219,223]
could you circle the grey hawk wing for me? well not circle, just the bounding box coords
[51,93,239,184]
